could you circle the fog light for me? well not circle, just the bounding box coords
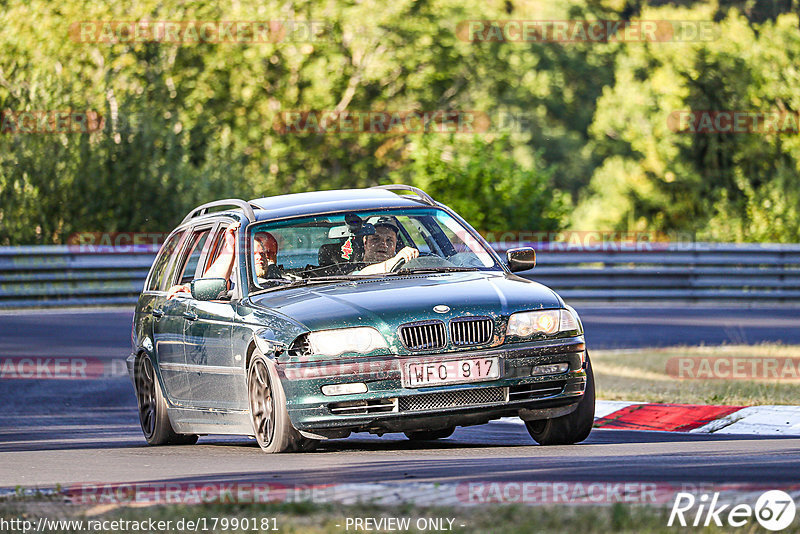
[531,363,569,376]
[321,382,368,396]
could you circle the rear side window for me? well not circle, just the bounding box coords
[176,229,212,285]
[204,225,229,274]
[146,230,185,292]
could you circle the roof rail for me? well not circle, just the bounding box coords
[371,184,436,206]
[181,199,258,225]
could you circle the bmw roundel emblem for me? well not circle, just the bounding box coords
[433,305,450,314]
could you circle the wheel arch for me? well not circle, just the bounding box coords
[134,347,171,412]
[245,339,258,371]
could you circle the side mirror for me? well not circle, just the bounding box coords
[507,247,536,273]
[190,278,228,301]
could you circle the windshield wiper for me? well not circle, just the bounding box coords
[248,278,304,295]
[390,267,480,275]
[305,275,365,282]
[249,275,363,295]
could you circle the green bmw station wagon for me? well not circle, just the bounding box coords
[129,185,594,452]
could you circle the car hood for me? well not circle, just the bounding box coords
[246,271,562,334]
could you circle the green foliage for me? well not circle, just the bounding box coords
[391,135,569,232]
[1,0,594,243]
[577,5,800,242]
[0,0,799,244]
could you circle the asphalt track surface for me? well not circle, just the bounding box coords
[1,306,799,491]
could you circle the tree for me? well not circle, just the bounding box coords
[391,135,569,233]
[576,5,800,241]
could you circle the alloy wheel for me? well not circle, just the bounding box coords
[249,358,275,447]
[135,356,157,439]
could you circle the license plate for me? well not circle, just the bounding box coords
[404,357,500,388]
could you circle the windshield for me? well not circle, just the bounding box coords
[246,208,501,290]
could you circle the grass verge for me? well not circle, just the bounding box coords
[592,344,800,405]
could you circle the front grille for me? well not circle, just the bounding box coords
[450,316,493,346]
[399,387,507,411]
[509,381,566,401]
[329,398,398,415]
[399,320,446,351]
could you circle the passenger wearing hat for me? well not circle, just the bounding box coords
[358,217,419,275]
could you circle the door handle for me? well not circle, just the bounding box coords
[152,308,164,318]
[183,311,198,321]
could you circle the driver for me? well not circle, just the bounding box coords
[167,224,278,298]
[253,231,279,280]
[358,218,419,275]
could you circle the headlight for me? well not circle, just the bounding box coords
[506,309,582,338]
[307,327,389,356]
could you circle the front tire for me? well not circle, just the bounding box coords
[248,352,315,453]
[134,353,198,446]
[525,354,595,446]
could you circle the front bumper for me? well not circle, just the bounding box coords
[279,336,587,435]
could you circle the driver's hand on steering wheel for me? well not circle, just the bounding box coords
[392,247,419,268]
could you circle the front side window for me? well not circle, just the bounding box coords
[246,208,501,291]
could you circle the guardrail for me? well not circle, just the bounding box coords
[0,245,157,308]
[499,242,800,301]
[1,243,799,307]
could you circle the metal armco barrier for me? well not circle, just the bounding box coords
[0,245,157,308]
[1,243,799,308]
[506,242,800,301]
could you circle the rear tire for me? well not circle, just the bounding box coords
[525,354,595,446]
[404,427,456,441]
[134,353,198,446]
[248,351,316,453]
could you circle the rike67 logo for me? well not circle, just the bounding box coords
[669,490,796,531]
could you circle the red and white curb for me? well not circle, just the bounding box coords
[690,405,800,435]
[594,401,800,435]
[502,401,800,435]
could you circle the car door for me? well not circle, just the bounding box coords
[147,229,189,404]
[153,225,213,404]
[185,299,240,409]
[152,297,192,404]
[183,222,243,410]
